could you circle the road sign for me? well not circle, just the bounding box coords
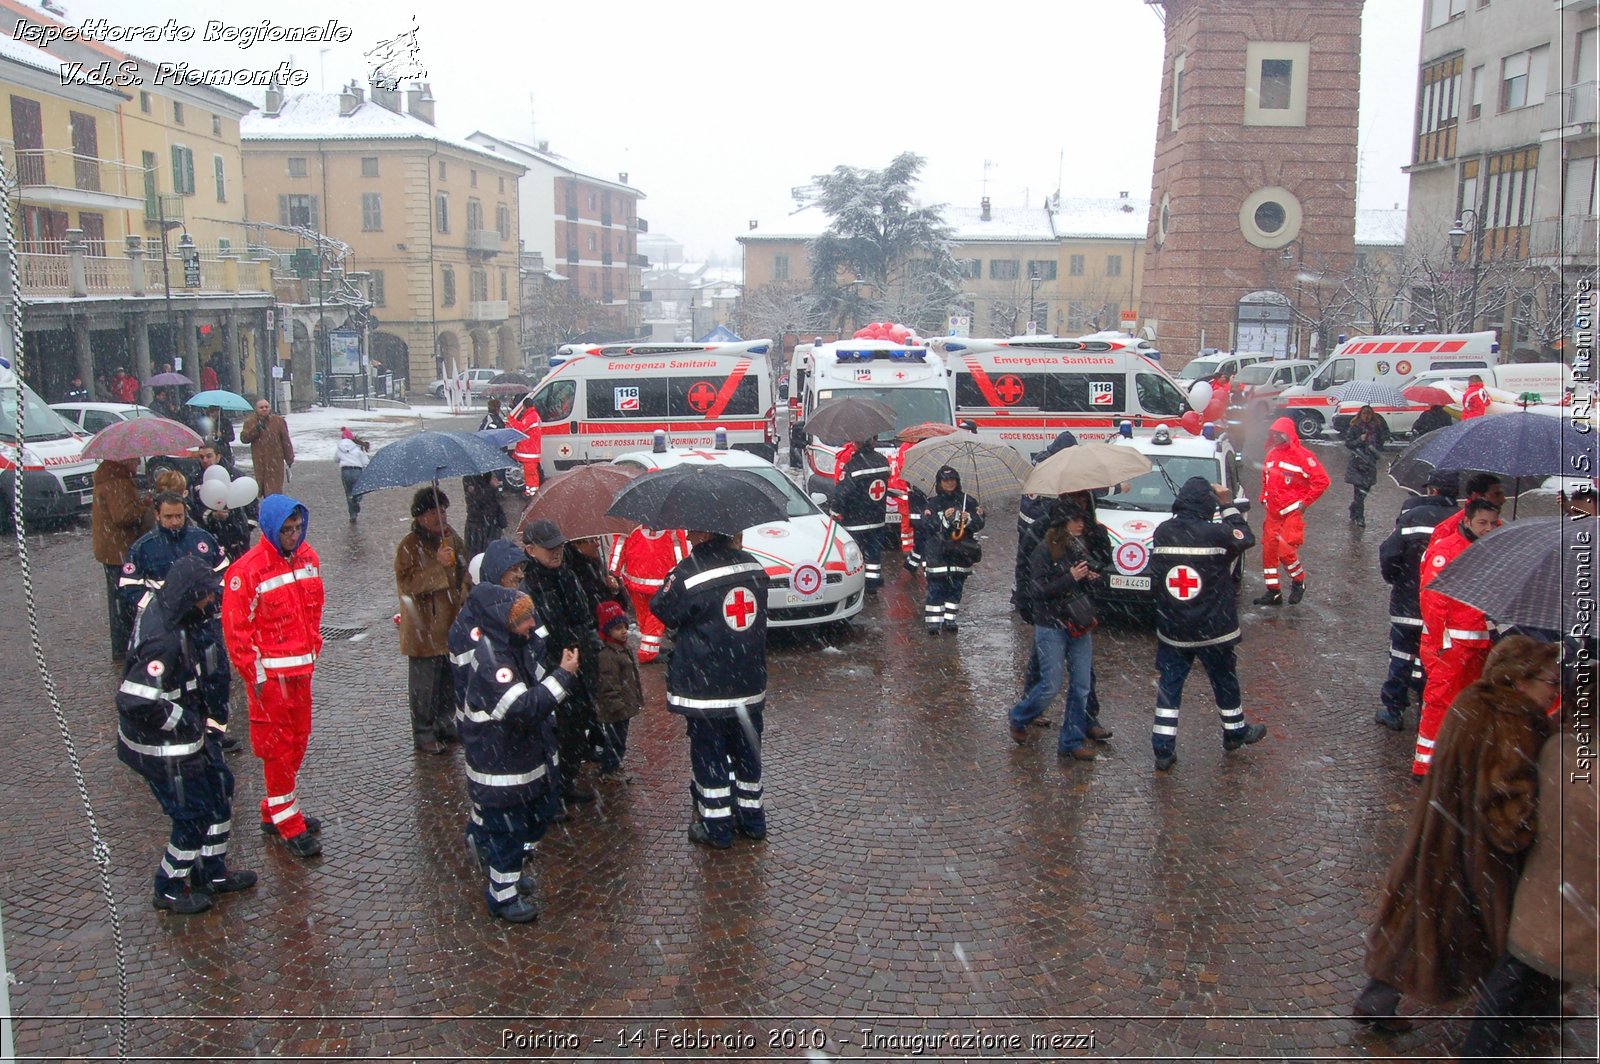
[183,258,201,288]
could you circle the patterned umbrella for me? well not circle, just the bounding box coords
[79,416,202,461]
[896,421,959,443]
[518,464,640,539]
[1328,381,1409,408]
[1388,411,1599,492]
[352,430,516,496]
[803,397,898,445]
[186,388,253,412]
[146,372,193,387]
[900,435,1032,501]
[1426,516,1598,633]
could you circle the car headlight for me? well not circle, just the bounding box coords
[842,539,862,570]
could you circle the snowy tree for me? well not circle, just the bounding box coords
[734,280,827,342]
[521,280,613,356]
[805,153,963,337]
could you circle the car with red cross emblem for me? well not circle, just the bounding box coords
[1091,427,1247,614]
[611,442,867,629]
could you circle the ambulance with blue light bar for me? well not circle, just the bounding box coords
[523,339,778,477]
[795,337,956,496]
[926,334,1200,459]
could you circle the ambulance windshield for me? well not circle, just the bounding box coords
[1,380,77,443]
[816,387,952,440]
[1099,456,1220,511]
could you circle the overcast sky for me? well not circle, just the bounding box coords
[39,0,1424,261]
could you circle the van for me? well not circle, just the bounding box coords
[1227,359,1318,422]
[1,363,98,527]
[1176,350,1275,391]
[523,339,777,476]
[1274,331,1499,437]
[1333,361,1573,435]
[928,334,1199,460]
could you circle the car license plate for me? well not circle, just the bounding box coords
[1109,574,1151,591]
[786,592,818,605]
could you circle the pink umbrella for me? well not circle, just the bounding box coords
[896,421,959,443]
[80,417,202,461]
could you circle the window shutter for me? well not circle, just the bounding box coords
[172,145,183,191]
[278,196,289,227]
[309,196,321,230]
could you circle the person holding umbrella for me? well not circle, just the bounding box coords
[1254,417,1330,606]
[1412,403,1452,437]
[922,466,985,633]
[395,487,470,755]
[832,436,892,593]
[1343,405,1387,527]
[92,456,152,658]
[240,397,294,497]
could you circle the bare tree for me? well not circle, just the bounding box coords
[734,280,825,341]
[521,280,612,356]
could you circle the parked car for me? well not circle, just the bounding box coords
[610,444,866,629]
[428,368,499,399]
[1226,359,1318,423]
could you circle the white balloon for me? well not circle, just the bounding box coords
[1189,380,1213,413]
[226,476,258,509]
[202,464,232,485]
[199,481,230,510]
[468,552,484,586]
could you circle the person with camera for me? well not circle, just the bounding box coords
[921,465,985,634]
[1007,500,1102,761]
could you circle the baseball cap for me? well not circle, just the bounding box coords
[521,519,568,550]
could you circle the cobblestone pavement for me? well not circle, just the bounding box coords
[0,422,1593,1061]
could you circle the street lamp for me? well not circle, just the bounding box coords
[1281,240,1303,357]
[1449,208,1482,331]
[1027,266,1042,335]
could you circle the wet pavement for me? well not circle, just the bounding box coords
[0,422,1593,1060]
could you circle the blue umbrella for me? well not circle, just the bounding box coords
[475,427,528,449]
[186,388,253,412]
[1388,411,1599,499]
[352,430,516,496]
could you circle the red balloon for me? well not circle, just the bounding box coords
[1203,388,1229,423]
[1180,410,1204,435]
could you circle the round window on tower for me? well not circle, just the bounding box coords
[1239,186,1301,250]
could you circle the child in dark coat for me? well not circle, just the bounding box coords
[593,600,642,782]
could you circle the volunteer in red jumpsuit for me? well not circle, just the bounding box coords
[1254,416,1331,606]
[615,526,690,663]
[887,439,917,561]
[221,493,326,858]
[1460,375,1491,419]
[1414,498,1501,777]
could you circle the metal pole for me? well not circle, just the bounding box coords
[0,900,14,1061]
[159,200,174,383]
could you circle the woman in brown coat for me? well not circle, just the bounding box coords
[240,398,293,497]
[1353,635,1558,1032]
[91,457,151,656]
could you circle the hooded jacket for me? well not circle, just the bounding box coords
[120,516,227,611]
[1150,477,1255,648]
[651,536,768,717]
[448,584,571,808]
[923,466,985,573]
[116,555,220,777]
[1261,417,1330,517]
[1379,492,1458,621]
[221,494,323,684]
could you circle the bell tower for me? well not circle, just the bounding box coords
[1139,0,1365,364]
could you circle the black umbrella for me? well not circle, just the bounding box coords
[489,372,534,387]
[1388,412,1598,496]
[1427,515,1600,634]
[353,430,516,496]
[606,465,788,536]
[803,396,898,446]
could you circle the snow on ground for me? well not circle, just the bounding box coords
[277,403,484,462]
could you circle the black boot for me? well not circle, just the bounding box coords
[1288,580,1306,604]
[1252,589,1283,606]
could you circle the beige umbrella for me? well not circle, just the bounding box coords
[1022,440,1152,496]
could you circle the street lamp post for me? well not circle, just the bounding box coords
[1027,266,1041,335]
[1449,209,1482,331]
[1281,240,1303,358]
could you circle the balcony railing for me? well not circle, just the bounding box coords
[465,299,509,322]
[1543,81,1597,130]
[16,232,273,298]
[2,143,146,207]
[466,229,502,255]
[1530,215,1599,262]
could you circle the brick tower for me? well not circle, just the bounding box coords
[1139,0,1364,366]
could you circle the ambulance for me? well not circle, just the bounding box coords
[796,337,956,496]
[523,339,778,477]
[926,334,1201,460]
[1,362,98,527]
[1274,331,1499,438]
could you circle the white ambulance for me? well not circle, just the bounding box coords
[796,338,956,495]
[1,362,98,528]
[927,334,1201,459]
[1274,331,1499,438]
[524,339,778,477]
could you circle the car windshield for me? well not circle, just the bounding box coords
[1236,364,1276,385]
[2,384,77,443]
[1098,454,1221,512]
[734,463,820,519]
[1176,360,1221,380]
[815,387,951,442]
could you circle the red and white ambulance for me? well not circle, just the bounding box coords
[522,340,778,478]
[1,362,97,527]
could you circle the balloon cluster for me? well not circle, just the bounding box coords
[852,322,917,343]
[1178,380,1231,436]
[198,463,259,512]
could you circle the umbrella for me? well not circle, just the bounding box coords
[896,421,959,444]
[353,430,516,496]
[475,427,528,449]
[146,372,193,387]
[489,372,534,388]
[483,382,533,398]
[1387,411,1600,493]
[517,464,641,539]
[80,416,202,461]
[607,465,788,536]
[1022,440,1154,496]
[900,435,1032,501]
[803,397,898,446]
[1403,385,1454,407]
[1329,381,1409,408]
[186,389,253,412]
[1426,516,1599,633]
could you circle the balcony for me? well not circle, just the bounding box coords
[465,299,509,322]
[144,192,185,225]
[17,232,273,299]
[633,217,648,233]
[1529,215,1599,265]
[1543,81,1597,134]
[2,142,145,212]
[635,254,650,268]
[466,229,502,255]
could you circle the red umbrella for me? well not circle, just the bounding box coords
[517,463,641,540]
[80,416,202,461]
[1403,385,1454,407]
[896,421,959,443]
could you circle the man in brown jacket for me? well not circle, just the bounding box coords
[91,457,151,657]
[240,397,293,497]
[395,486,469,754]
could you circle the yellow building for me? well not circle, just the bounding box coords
[241,80,526,397]
[1,3,272,402]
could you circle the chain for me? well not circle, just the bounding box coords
[2,158,130,1060]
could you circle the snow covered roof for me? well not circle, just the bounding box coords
[243,93,523,171]
[740,195,1149,245]
[1051,196,1149,240]
[0,30,115,92]
[466,132,643,198]
[1355,207,1407,247]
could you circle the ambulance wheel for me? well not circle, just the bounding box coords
[1293,411,1324,439]
[501,465,525,494]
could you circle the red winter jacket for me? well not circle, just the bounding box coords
[1419,516,1493,656]
[1261,421,1331,518]
[617,527,690,593]
[221,499,324,684]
